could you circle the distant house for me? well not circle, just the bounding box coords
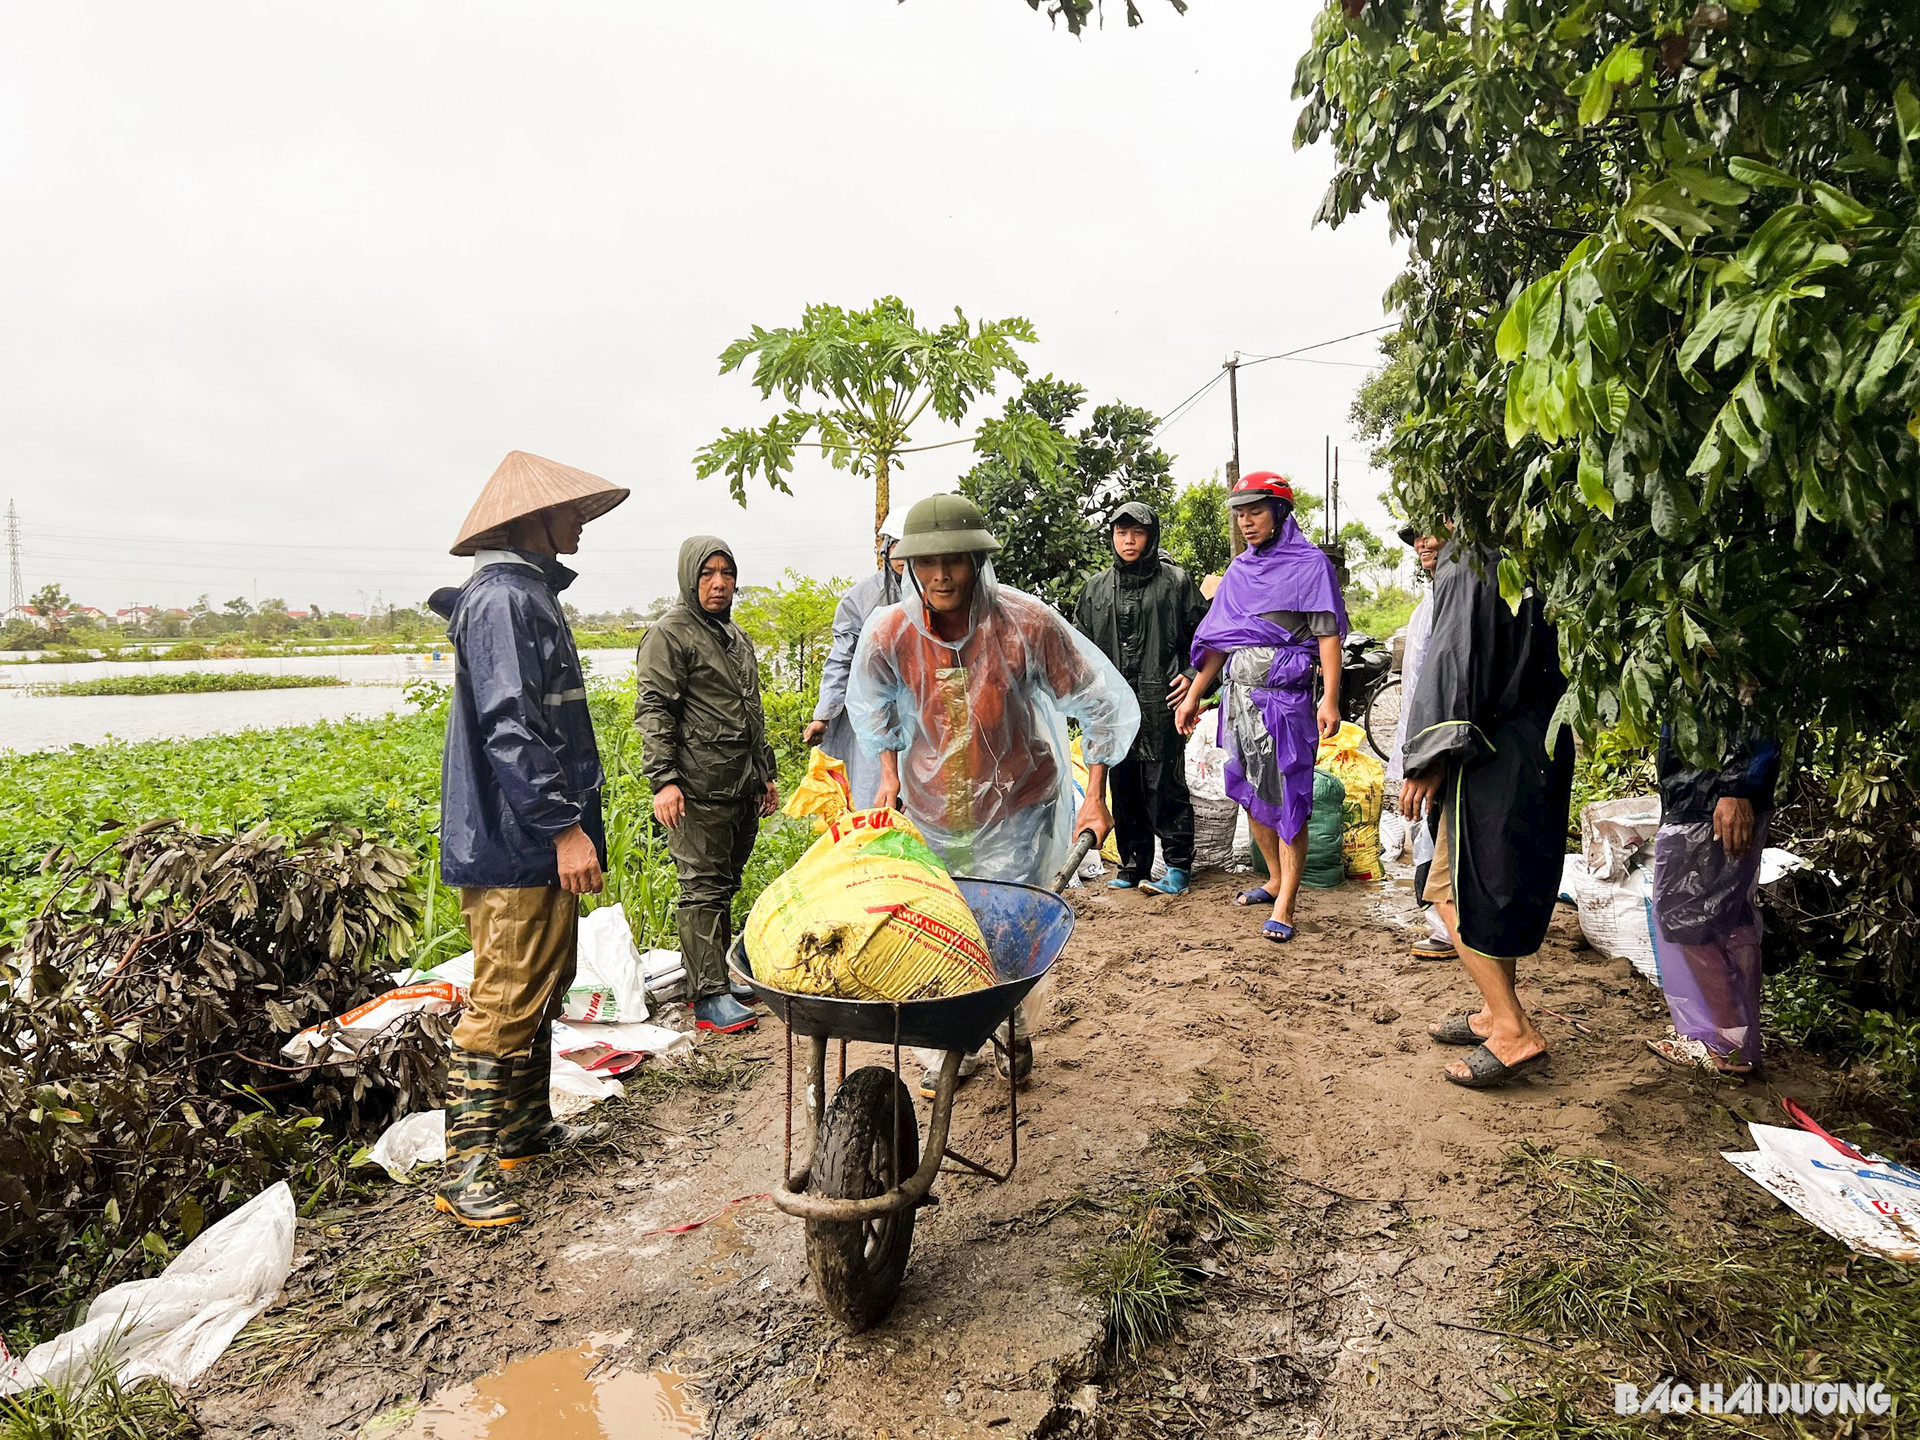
[69,606,110,624]
[285,609,312,621]
[115,606,160,626]
[3,604,48,628]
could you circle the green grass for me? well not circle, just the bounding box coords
[1474,1144,1920,1438]
[28,671,347,697]
[1070,1083,1284,1362]
[1346,584,1418,638]
[0,1362,200,1440]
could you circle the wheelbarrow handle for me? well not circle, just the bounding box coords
[1048,829,1100,895]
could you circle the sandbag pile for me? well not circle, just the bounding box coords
[1317,721,1386,882]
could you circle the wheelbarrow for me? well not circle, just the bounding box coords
[726,833,1095,1332]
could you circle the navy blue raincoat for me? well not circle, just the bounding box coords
[430,551,606,889]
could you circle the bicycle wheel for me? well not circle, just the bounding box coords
[1364,676,1401,762]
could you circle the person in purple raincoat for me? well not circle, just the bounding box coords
[1174,472,1346,942]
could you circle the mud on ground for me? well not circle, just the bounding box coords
[197,865,1845,1440]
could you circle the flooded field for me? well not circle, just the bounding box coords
[0,650,637,753]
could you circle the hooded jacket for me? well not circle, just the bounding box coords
[846,556,1139,884]
[1073,502,1209,766]
[431,550,605,889]
[633,537,778,803]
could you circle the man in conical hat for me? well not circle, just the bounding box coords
[425,450,628,1229]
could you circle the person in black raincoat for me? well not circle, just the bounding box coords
[1074,500,1209,894]
[1399,537,1573,1090]
[633,537,779,1036]
[429,450,628,1229]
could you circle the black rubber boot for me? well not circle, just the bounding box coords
[433,1049,524,1228]
[498,1023,610,1170]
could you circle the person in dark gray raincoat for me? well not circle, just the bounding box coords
[1399,538,1574,1090]
[634,537,779,1035]
[803,514,905,808]
[1074,501,1209,895]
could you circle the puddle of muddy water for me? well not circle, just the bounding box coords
[381,1335,700,1440]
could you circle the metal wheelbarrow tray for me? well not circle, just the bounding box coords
[725,845,1088,1332]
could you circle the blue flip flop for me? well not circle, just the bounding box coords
[1233,886,1275,907]
[1262,919,1295,943]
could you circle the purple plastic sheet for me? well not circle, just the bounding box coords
[1650,819,1768,1065]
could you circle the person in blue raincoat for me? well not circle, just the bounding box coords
[803,512,905,808]
[426,451,628,1230]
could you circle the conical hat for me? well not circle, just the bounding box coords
[450,451,631,556]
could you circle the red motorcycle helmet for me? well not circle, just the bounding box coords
[1227,471,1296,508]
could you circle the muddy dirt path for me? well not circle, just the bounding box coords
[198,864,1839,1440]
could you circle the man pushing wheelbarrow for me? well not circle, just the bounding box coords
[845,493,1140,1096]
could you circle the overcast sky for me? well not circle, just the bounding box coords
[1,1,1405,616]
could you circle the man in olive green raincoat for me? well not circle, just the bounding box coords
[634,537,779,1033]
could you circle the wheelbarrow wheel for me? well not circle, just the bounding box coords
[806,1064,919,1333]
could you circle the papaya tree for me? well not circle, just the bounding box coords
[695,297,1064,560]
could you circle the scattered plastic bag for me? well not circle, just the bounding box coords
[553,1018,692,1073]
[367,1110,446,1181]
[1558,853,1585,904]
[281,981,464,1063]
[550,1055,624,1117]
[1317,722,1386,881]
[0,1182,296,1396]
[565,905,650,1023]
[1580,795,1661,882]
[1723,1121,1920,1263]
[784,747,853,829]
[1377,810,1407,866]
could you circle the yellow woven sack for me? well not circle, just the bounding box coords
[784,747,853,830]
[744,807,996,1002]
[1316,721,1386,882]
[1068,737,1122,865]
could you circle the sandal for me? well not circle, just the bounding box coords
[1233,886,1275,907]
[1262,918,1294,943]
[1429,1013,1489,1047]
[1445,1044,1550,1089]
[1645,1036,1756,1083]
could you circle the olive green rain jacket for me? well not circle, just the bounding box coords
[633,537,778,803]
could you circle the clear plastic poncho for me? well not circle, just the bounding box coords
[847,558,1140,886]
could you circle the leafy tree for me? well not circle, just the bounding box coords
[1295,0,1920,999]
[958,377,1175,611]
[1162,474,1233,578]
[695,297,1063,558]
[29,583,69,618]
[734,571,844,701]
[1009,0,1189,33]
[222,596,252,620]
[1348,332,1416,474]
[1335,519,1396,587]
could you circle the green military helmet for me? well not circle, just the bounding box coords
[889,493,1002,560]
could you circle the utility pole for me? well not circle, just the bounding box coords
[1225,354,1242,485]
[5,500,21,618]
[1227,355,1245,557]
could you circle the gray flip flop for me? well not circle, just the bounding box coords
[1429,1013,1488,1046]
[1445,1044,1550,1089]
